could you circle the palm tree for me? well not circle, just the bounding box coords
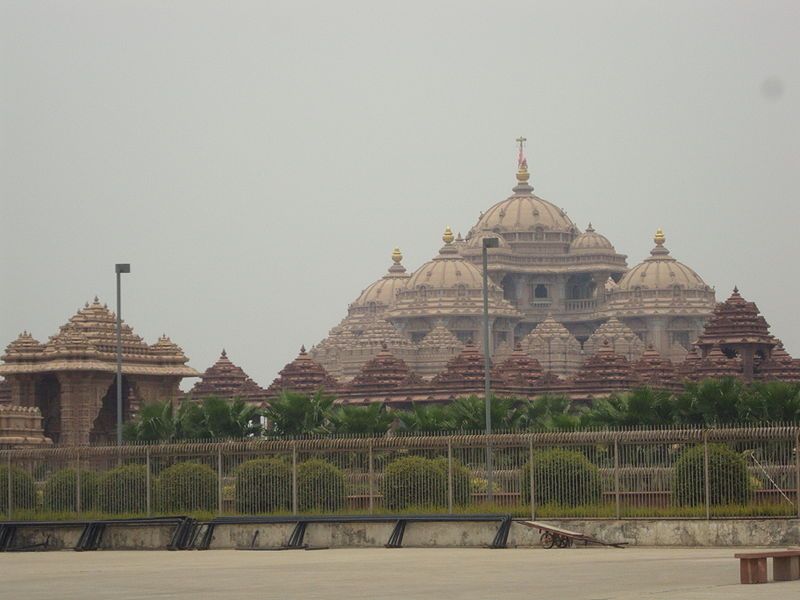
[520,394,583,430]
[396,403,454,433]
[746,381,800,422]
[329,403,393,434]
[447,395,523,431]
[677,378,745,425]
[122,400,179,442]
[586,388,675,428]
[263,390,334,436]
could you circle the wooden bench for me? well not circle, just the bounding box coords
[734,550,800,584]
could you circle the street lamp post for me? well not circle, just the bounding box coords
[482,237,499,502]
[115,263,130,445]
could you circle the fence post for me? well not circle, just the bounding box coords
[6,453,12,519]
[529,437,535,521]
[703,431,710,521]
[76,450,82,515]
[217,446,224,515]
[368,442,374,515]
[795,429,800,519]
[292,443,298,516]
[145,446,152,517]
[614,437,620,520]
[447,438,454,514]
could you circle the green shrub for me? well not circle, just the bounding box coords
[432,457,471,506]
[383,455,471,510]
[297,459,346,512]
[0,466,36,513]
[43,469,99,512]
[521,448,602,507]
[99,464,149,514]
[673,444,750,506]
[157,462,217,513]
[234,458,291,514]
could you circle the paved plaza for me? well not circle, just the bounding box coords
[2,547,800,599]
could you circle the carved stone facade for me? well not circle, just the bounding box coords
[0,298,198,445]
[0,406,52,448]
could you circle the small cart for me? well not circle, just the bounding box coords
[520,521,627,549]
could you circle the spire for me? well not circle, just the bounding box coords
[391,247,403,264]
[442,225,454,244]
[586,222,595,233]
[650,227,670,257]
[513,136,533,194]
[388,246,407,274]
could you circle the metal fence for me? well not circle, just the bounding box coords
[2,426,800,520]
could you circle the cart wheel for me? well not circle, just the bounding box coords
[556,536,570,548]
[540,532,555,549]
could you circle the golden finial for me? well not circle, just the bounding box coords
[442,226,454,244]
[515,136,530,183]
[391,247,403,264]
[654,228,666,246]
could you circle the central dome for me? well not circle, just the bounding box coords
[467,154,578,247]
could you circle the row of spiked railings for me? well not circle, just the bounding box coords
[3,425,800,520]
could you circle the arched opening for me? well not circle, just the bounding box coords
[91,376,134,444]
[534,284,548,299]
[35,374,61,443]
[566,274,594,300]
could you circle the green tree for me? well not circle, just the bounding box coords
[520,394,583,430]
[447,395,523,431]
[329,403,393,434]
[180,397,261,439]
[745,382,800,422]
[123,401,180,442]
[676,378,746,425]
[586,388,675,428]
[396,403,454,432]
[263,390,334,436]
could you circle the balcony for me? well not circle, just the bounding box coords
[564,299,597,312]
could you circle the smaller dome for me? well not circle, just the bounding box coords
[616,229,710,292]
[570,223,616,254]
[349,248,411,314]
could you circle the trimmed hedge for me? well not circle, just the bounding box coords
[43,469,99,512]
[383,455,471,510]
[157,462,217,513]
[99,464,149,514]
[235,458,292,514]
[0,466,36,513]
[521,449,602,507]
[673,444,750,506]
[297,459,346,512]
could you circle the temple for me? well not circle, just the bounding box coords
[0,298,198,445]
[310,141,717,382]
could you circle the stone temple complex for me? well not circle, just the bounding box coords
[1,140,798,445]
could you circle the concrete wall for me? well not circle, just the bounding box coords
[8,518,800,551]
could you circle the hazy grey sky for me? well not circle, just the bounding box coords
[2,1,798,390]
